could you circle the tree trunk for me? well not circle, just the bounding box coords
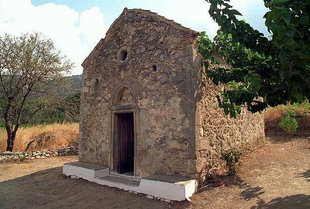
[6,135,14,152]
[5,125,18,152]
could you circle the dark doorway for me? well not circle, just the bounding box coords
[114,113,134,175]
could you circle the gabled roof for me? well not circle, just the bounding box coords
[82,8,199,67]
[111,8,199,36]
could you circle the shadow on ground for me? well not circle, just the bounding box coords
[240,186,265,201]
[299,169,310,182]
[240,184,310,209]
[1,166,309,209]
[250,194,310,209]
[199,174,266,202]
[198,174,245,192]
[0,167,177,209]
[266,134,310,144]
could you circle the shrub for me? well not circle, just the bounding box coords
[279,110,298,134]
[221,148,242,176]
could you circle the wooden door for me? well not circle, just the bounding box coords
[115,113,134,174]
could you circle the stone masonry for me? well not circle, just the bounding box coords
[79,8,265,183]
[0,147,78,163]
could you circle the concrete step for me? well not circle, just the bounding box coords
[94,175,140,191]
[96,175,140,187]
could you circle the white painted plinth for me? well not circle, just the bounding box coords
[139,177,197,201]
[63,162,109,181]
[63,162,197,201]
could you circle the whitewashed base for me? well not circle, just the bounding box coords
[63,162,197,201]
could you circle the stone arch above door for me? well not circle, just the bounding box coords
[112,85,137,107]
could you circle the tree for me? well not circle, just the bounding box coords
[28,92,81,125]
[200,0,310,117]
[0,33,73,151]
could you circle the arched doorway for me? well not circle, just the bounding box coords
[111,86,137,176]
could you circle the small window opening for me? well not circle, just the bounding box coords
[119,50,128,61]
[152,65,157,72]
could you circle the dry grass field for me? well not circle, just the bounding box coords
[264,104,310,134]
[0,123,79,152]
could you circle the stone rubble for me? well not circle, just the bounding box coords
[0,147,78,163]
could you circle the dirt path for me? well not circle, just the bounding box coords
[0,136,309,209]
[179,135,310,209]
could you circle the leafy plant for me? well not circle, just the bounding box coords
[200,0,310,117]
[279,110,298,134]
[221,148,242,176]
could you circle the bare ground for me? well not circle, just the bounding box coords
[0,135,309,209]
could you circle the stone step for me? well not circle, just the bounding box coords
[96,175,140,187]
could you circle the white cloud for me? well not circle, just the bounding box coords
[126,0,268,37]
[0,0,108,75]
[79,7,106,47]
[166,0,268,37]
[0,0,269,75]
[154,0,219,37]
[126,0,219,37]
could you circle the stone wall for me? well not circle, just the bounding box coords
[0,147,78,163]
[193,50,265,181]
[79,8,199,179]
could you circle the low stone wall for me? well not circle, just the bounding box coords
[0,147,78,163]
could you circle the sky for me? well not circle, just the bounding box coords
[0,0,269,75]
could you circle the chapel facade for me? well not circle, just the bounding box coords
[79,8,265,181]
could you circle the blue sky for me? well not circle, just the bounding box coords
[0,0,269,75]
[32,0,126,23]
